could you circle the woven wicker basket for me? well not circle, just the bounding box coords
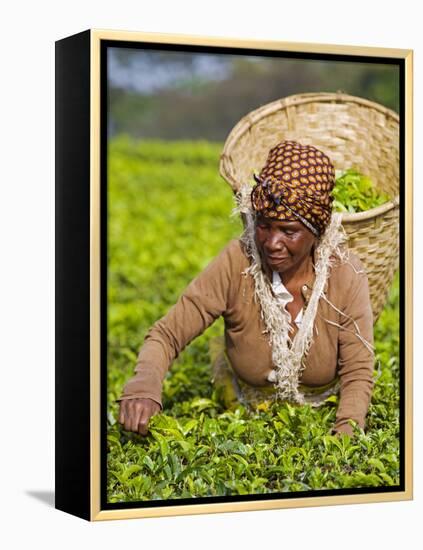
[219,92,399,322]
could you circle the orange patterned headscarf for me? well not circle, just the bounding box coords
[251,141,336,237]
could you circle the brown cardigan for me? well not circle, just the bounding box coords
[119,239,375,435]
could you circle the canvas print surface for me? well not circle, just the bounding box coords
[104,44,401,505]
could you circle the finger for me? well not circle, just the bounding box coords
[123,409,132,432]
[118,402,125,425]
[145,401,160,424]
[129,401,144,434]
[151,403,161,417]
[122,400,138,433]
[138,410,151,436]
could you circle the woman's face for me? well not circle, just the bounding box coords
[255,215,317,274]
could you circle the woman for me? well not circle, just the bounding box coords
[117,141,375,437]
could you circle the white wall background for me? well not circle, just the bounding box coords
[0,1,420,548]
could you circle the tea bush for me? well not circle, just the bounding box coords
[333,169,391,213]
[107,137,399,502]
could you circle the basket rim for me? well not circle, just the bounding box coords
[219,92,400,165]
[340,195,399,222]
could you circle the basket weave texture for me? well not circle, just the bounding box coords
[219,92,399,322]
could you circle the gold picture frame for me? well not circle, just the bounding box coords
[55,28,413,521]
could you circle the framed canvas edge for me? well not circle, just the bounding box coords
[88,29,413,521]
[92,490,412,522]
[404,47,413,505]
[90,28,412,58]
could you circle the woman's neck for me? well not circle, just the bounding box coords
[280,253,314,289]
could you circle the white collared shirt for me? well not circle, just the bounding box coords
[267,272,303,384]
[267,271,303,382]
[271,271,303,327]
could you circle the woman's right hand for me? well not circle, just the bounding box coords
[118,398,161,435]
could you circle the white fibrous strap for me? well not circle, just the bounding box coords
[236,184,349,404]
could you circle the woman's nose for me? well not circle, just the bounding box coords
[265,231,285,252]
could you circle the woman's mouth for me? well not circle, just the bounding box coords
[266,254,289,263]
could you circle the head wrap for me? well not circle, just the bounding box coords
[251,141,336,237]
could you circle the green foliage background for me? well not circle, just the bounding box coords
[107,137,400,503]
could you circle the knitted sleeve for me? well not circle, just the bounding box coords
[332,255,375,436]
[117,239,241,408]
